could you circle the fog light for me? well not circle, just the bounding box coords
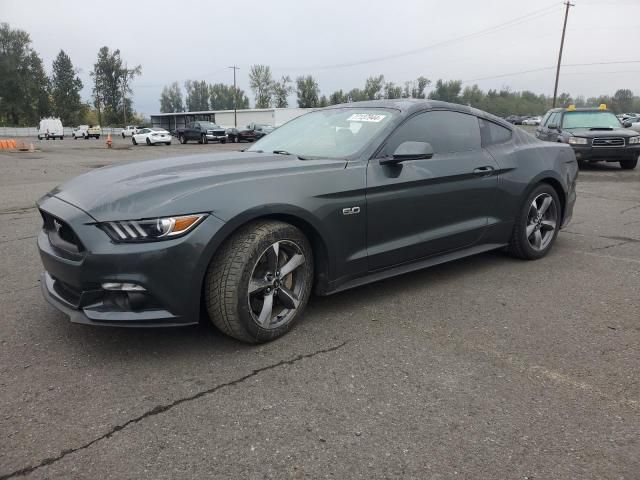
[101,282,146,291]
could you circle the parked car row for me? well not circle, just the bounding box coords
[505,115,541,125]
[72,125,102,139]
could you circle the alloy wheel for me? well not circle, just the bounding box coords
[248,240,307,329]
[526,193,557,251]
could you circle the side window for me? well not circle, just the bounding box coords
[479,118,512,146]
[383,110,481,156]
[547,112,559,127]
[541,112,551,126]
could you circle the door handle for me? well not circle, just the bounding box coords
[473,166,495,176]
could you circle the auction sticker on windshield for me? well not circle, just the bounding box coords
[347,113,387,122]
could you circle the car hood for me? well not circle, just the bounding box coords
[47,151,346,221]
[567,128,638,138]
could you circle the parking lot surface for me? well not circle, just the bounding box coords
[1,137,639,479]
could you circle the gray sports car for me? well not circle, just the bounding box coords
[37,100,578,343]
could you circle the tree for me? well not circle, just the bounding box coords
[296,75,320,108]
[557,92,573,108]
[613,89,634,113]
[319,95,328,107]
[363,75,385,100]
[272,75,293,108]
[160,81,184,113]
[184,80,209,111]
[209,83,249,110]
[384,82,403,99]
[51,50,83,125]
[348,88,367,102]
[402,76,430,98]
[26,51,51,122]
[91,46,141,125]
[428,79,462,103]
[249,64,273,108]
[329,90,348,105]
[0,23,50,125]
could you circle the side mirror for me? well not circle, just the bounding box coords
[623,121,632,128]
[547,124,558,130]
[380,141,434,165]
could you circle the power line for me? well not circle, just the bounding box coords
[273,2,564,72]
[462,60,640,83]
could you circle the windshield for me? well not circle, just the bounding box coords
[562,111,622,129]
[199,122,220,129]
[247,108,398,158]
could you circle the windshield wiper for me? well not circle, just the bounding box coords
[589,127,614,130]
[273,150,308,160]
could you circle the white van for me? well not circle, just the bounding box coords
[38,118,64,140]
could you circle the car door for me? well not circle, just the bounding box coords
[365,110,499,270]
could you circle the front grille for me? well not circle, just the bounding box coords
[40,210,85,254]
[592,137,625,147]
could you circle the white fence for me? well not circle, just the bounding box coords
[0,127,124,137]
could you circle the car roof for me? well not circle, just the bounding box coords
[323,99,512,128]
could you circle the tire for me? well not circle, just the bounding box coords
[132,137,137,145]
[60,136,64,140]
[221,138,226,144]
[146,138,151,146]
[165,142,171,146]
[122,132,125,139]
[201,134,208,144]
[205,220,314,343]
[179,135,187,144]
[620,157,638,170]
[96,135,100,140]
[507,183,561,260]
[73,135,76,140]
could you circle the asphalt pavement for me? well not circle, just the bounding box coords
[0,136,638,479]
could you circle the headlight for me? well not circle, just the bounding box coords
[98,214,206,242]
[629,136,640,144]
[568,137,588,145]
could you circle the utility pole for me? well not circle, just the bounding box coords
[228,65,239,127]
[552,1,574,108]
[122,62,128,126]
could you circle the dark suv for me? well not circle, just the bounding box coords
[536,105,640,169]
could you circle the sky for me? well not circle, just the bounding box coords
[2,0,640,116]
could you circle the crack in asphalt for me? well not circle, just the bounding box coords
[0,207,36,216]
[0,340,350,479]
[0,284,40,296]
[0,234,37,244]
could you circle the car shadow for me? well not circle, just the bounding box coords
[47,249,512,360]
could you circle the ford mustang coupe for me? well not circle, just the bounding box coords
[37,100,578,343]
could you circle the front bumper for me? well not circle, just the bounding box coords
[205,133,227,142]
[37,195,226,327]
[571,144,640,161]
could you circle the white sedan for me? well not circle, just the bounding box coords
[132,128,172,146]
[522,116,541,126]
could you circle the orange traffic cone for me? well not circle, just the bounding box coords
[0,140,6,149]
[106,133,113,149]
[10,139,17,149]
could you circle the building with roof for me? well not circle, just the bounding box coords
[150,107,309,132]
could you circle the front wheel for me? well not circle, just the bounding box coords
[179,135,187,144]
[122,132,125,139]
[201,134,208,144]
[205,220,314,343]
[146,138,151,146]
[132,137,137,145]
[507,184,561,260]
[620,157,638,170]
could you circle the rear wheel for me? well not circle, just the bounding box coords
[146,138,151,146]
[507,183,561,260]
[165,142,171,146]
[121,132,125,139]
[205,220,313,343]
[132,137,137,145]
[620,157,638,170]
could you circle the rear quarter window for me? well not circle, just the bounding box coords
[479,118,512,146]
